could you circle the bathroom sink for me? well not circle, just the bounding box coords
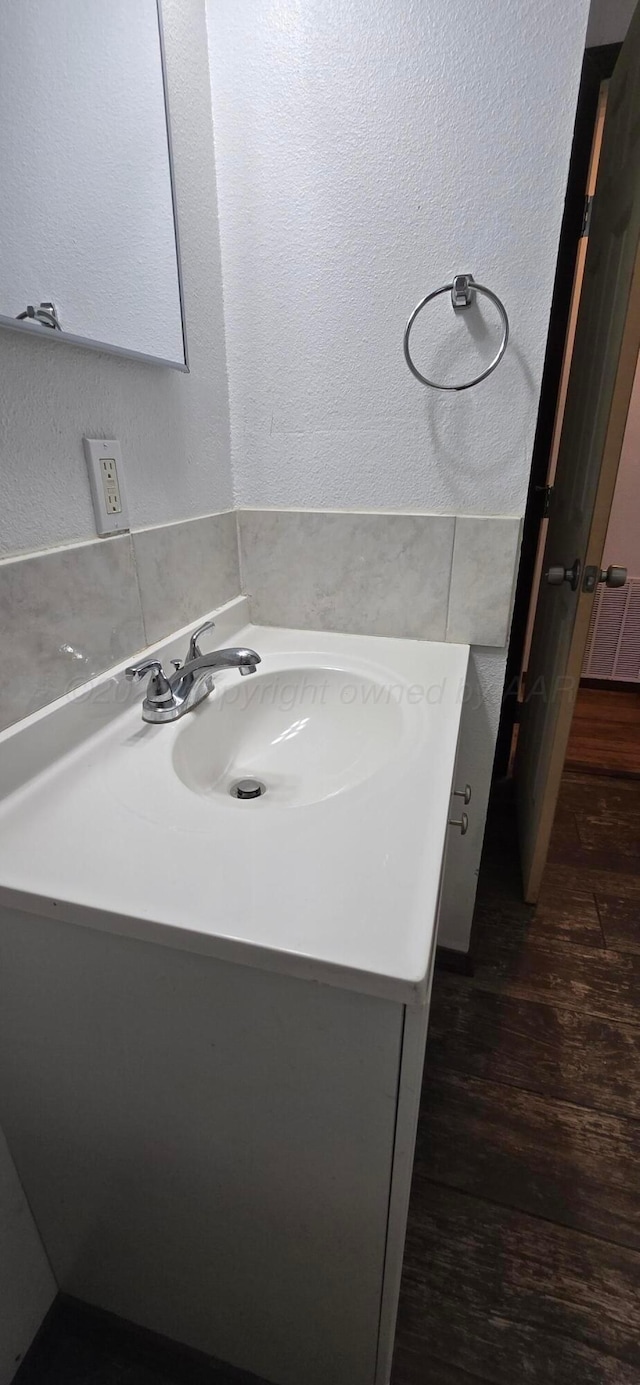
[0,601,469,1002]
[172,666,407,807]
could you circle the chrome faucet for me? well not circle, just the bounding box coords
[125,619,261,724]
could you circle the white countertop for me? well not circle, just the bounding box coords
[0,600,469,1004]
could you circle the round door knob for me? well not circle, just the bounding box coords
[600,565,627,588]
[449,812,469,835]
[546,558,581,590]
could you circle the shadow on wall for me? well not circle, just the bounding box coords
[423,338,537,517]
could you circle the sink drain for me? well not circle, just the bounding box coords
[230,778,266,800]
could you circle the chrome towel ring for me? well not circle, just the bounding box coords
[403,273,509,391]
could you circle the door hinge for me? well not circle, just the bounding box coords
[535,484,554,517]
[581,195,593,238]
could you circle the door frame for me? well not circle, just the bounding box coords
[493,43,622,778]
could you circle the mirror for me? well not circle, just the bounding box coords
[0,0,187,369]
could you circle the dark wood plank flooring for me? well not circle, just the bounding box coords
[392,771,640,1385]
[15,772,640,1385]
[566,686,640,776]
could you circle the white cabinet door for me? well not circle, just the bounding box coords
[0,908,404,1385]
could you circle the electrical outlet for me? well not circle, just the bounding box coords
[101,457,122,514]
[83,438,129,536]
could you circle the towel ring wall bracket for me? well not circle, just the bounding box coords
[451,273,475,309]
[403,273,509,391]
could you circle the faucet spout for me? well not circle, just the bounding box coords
[180,648,261,679]
[170,647,261,718]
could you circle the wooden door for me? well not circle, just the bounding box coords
[516,2,640,902]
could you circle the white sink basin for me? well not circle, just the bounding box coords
[172,666,406,808]
[0,601,469,1003]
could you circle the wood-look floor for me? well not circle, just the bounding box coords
[391,770,640,1385]
[566,685,640,777]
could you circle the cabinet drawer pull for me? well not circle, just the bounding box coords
[453,784,471,804]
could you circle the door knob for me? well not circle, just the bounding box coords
[600,565,627,588]
[546,558,581,590]
[449,812,469,835]
[582,563,628,592]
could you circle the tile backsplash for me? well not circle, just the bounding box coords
[446,515,522,646]
[0,511,240,733]
[238,510,456,641]
[1,507,521,733]
[132,511,239,645]
[238,510,521,649]
[1,535,145,733]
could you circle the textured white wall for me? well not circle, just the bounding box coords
[208,0,590,515]
[0,0,232,559]
[0,0,184,362]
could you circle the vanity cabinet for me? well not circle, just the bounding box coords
[0,613,465,1384]
[0,906,433,1385]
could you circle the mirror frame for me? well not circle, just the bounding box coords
[0,0,189,372]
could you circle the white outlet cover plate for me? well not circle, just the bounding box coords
[83,437,130,536]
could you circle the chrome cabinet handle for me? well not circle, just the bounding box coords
[454,784,472,804]
[187,619,217,661]
[449,812,469,835]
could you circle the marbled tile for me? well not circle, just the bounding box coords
[237,510,455,639]
[446,516,521,647]
[132,511,240,644]
[0,536,145,732]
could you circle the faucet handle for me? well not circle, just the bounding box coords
[187,618,216,661]
[125,658,165,682]
[125,659,174,705]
